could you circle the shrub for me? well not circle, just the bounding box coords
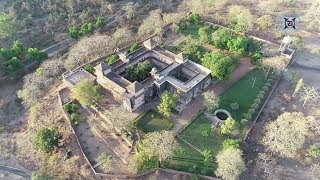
[201,128,211,137]
[265,82,271,87]
[34,127,59,153]
[220,117,236,135]
[129,43,140,53]
[250,52,262,65]
[84,64,95,74]
[27,48,48,62]
[106,55,118,65]
[223,138,241,150]
[70,113,80,123]
[251,102,259,110]
[63,103,78,114]
[188,13,201,24]
[262,85,269,91]
[257,93,264,100]
[258,90,265,97]
[308,144,320,158]
[230,103,239,110]
[248,108,255,115]
[254,98,261,104]
[243,113,252,121]
[80,22,95,35]
[240,119,248,126]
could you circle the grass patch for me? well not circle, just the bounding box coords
[134,109,174,133]
[164,114,219,176]
[0,127,5,134]
[217,68,270,122]
[163,138,216,176]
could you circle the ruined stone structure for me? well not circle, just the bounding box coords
[63,38,212,112]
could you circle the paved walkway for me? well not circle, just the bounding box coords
[171,58,254,135]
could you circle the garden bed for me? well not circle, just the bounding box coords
[134,109,174,133]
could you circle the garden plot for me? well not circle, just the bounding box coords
[164,68,274,176]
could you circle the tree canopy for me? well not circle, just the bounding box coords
[212,28,234,50]
[215,148,245,180]
[0,13,18,38]
[104,105,135,131]
[262,112,315,158]
[158,91,179,117]
[202,90,220,111]
[34,127,60,153]
[202,52,237,81]
[74,80,102,106]
[228,5,254,33]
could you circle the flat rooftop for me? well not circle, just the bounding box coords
[64,69,96,85]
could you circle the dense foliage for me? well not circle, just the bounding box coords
[74,80,103,106]
[34,127,60,153]
[84,64,95,74]
[181,43,207,63]
[158,91,179,117]
[106,55,118,65]
[125,61,153,82]
[202,52,238,81]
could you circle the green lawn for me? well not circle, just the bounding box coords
[179,22,217,38]
[217,68,270,122]
[134,109,173,133]
[163,138,216,176]
[163,69,271,176]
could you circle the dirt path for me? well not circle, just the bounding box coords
[171,58,254,135]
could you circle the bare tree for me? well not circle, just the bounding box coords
[66,35,113,70]
[138,9,164,38]
[104,105,135,132]
[215,148,245,180]
[261,56,287,77]
[180,0,228,16]
[262,112,315,158]
[203,90,220,111]
[300,85,320,108]
[255,153,281,179]
[140,130,177,162]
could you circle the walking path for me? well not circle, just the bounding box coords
[171,58,254,135]
[0,165,31,179]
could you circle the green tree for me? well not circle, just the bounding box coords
[98,152,112,172]
[69,26,82,40]
[212,28,234,50]
[181,43,205,63]
[222,138,241,150]
[34,127,60,153]
[220,117,236,135]
[129,43,140,53]
[74,80,102,106]
[308,144,320,158]
[80,23,95,35]
[198,26,211,44]
[36,68,45,76]
[130,151,159,173]
[202,52,237,81]
[158,91,179,117]
[106,55,118,65]
[12,40,25,57]
[250,52,263,65]
[96,16,106,28]
[227,36,247,55]
[215,148,245,180]
[262,112,315,158]
[84,64,95,74]
[27,48,48,61]
[0,13,18,38]
[5,57,24,71]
